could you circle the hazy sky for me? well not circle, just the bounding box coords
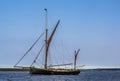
[0,0,120,67]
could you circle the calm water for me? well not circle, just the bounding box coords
[0,70,120,81]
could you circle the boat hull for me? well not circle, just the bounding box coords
[30,68,80,75]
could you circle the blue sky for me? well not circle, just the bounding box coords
[0,0,120,68]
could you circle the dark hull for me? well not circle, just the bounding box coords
[30,68,80,75]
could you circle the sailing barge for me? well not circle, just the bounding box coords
[14,9,80,75]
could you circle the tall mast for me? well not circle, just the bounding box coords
[44,8,48,69]
[44,9,60,69]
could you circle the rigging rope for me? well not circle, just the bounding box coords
[30,44,45,67]
[14,32,44,67]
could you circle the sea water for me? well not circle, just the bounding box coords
[0,70,120,81]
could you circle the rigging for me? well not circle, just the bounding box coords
[14,32,44,67]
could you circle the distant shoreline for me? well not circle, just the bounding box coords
[0,68,29,71]
[0,68,120,71]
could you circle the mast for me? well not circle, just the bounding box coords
[44,9,60,69]
[74,49,80,69]
[44,8,48,69]
[45,28,48,69]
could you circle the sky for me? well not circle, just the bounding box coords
[0,0,120,68]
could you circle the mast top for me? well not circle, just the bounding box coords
[44,8,47,11]
[44,8,48,29]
